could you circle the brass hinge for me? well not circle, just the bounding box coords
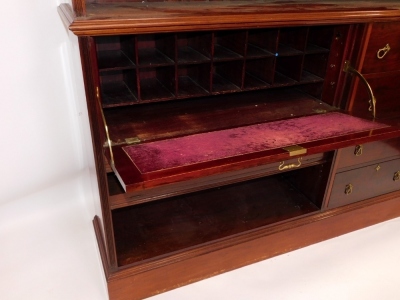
[125,137,141,144]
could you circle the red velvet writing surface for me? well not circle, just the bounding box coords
[123,113,386,174]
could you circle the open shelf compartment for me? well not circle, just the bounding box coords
[112,163,330,266]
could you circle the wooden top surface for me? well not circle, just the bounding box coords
[59,1,400,36]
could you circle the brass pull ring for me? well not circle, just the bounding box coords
[278,158,302,171]
[393,171,400,181]
[377,43,391,59]
[354,145,363,156]
[344,184,353,195]
[343,60,376,119]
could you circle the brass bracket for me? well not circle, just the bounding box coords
[282,145,307,156]
[393,171,400,181]
[343,60,376,119]
[97,87,115,168]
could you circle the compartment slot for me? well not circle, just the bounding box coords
[177,32,212,64]
[244,58,275,90]
[247,28,279,58]
[303,53,329,79]
[137,34,175,67]
[178,64,211,97]
[306,26,334,54]
[113,173,322,266]
[139,67,175,101]
[96,35,136,71]
[100,70,138,107]
[276,55,304,82]
[212,61,244,93]
[213,30,246,61]
[278,27,308,54]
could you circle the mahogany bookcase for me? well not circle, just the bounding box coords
[59,1,400,299]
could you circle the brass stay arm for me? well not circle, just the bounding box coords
[343,60,376,119]
[96,87,115,168]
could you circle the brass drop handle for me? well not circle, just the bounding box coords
[393,171,400,181]
[377,43,391,59]
[278,158,302,171]
[343,60,376,119]
[354,145,363,156]
[344,184,353,195]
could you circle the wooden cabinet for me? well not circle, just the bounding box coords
[59,1,400,299]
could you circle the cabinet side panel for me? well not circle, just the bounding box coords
[78,36,118,268]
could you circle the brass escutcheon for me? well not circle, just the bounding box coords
[393,171,400,181]
[345,184,353,195]
[278,158,302,171]
[354,144,363,156]
[377,43,391,59]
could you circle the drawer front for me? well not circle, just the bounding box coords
[336,138,400,170]
[328,158,400,208]
[362,22,400,74]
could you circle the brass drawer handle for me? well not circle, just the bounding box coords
[354,144,363,156]
[377,43,391,59]
[344,184,353,195]
[393,171,400,181]
[279,158,302,171]
[343,60,376,119]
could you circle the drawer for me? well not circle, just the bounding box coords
[328,158,400,208]
[362,22,400,74]
[336,138,400,171]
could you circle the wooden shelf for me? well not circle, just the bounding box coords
[97,50,135,71]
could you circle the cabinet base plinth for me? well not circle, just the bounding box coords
[93,191,400,300]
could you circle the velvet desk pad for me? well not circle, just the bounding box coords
[123,112,386,176]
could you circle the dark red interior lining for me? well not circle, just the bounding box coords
[123,113,386,174]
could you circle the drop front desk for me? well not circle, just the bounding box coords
[59,1,400,299]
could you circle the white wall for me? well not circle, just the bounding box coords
[0,1,107,299]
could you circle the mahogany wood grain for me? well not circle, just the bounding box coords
[335,137,400,171]
[328,158,400,208]
[362,22,400,74]
[62,1,400,36]
[72,0,86,17]
[99,191,400,300]
[350,70,400,119]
